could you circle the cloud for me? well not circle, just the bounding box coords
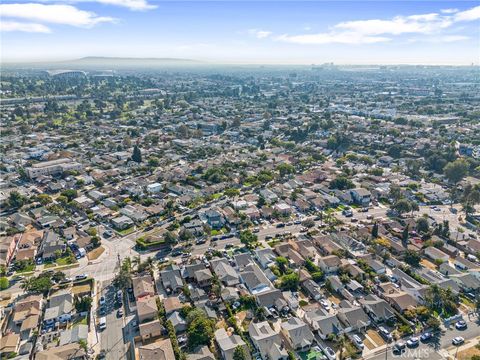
[441,8,459,14]
[454,5,480,21]
[276,5,479,45]
[248,29,272,39]
[40,0,156,11]
[1,20,51,33]
[408,35,470,43]
[0,3,116,28]
[93,0,156,11]
[277,32,390,45]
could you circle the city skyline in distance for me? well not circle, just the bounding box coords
[1,1,479,65]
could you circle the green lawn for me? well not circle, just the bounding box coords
[44,263,56,269]
[16,264,35,273]
[56,257,76,266]
[118,226,136,236]
[72,316,88,327]
[299,349,325,360]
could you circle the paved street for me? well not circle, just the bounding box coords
[98,280,129,360]
[365,317,480,360]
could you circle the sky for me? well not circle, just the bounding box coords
[0,0,479,64]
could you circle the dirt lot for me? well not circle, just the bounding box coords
[363,338,376,350]
[87,246,105,260]
[420,259,438,270]
[367,329,386,346]
[457,345,480,360]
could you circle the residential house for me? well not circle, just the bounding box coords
[424,247,450,263]
[211,259,239,286]
[38,230,66,261]
[44,290,73,325]
[304,308,344,340]
[132,275,155,300]
[137,295,158,324]
[160,265,184,294]
[215,328,251,360]
[319,255,341,275]
[137,338,175,360]
[359,295,396,323]
[249,321,288,360]
[281,317,315,351]
[337,303,371,333]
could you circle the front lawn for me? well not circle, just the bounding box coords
[118,226,136,236]
[56,256,76,266]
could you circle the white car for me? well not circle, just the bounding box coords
[352,334,364,349]
[99,296,106,305]
[452,337,464,346]
[324,347,336,360]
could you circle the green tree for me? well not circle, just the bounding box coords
[329,176,354,190]
[404,250,421,267]
[275,256,289,274]
[233,346,248,360]
[61,189,78,202]
[416,217,430,233]
[393,199,412,216]
[0,277,9,290]
[277,163,295,178]
[75,296,93,313]
[21,274,52,294]
[163,231,177,245]
[132,145,142,163]
[8,191,25,209]
[372,222,379,238]
[239,230,257,249]
[279,272,299,291]
[444,159,469,205]
[186,309,215,349]
[444,159,469,185]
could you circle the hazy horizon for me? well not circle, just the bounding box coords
[1,1,479,65]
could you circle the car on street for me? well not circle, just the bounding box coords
[407,337,419,347]
[420,332,433,342]
[117,309,123,317]
[342,209,353,217]
[99,317,107,331]
[75,274,87,281]
[452,337,465,346]
[455,320,467,330]
[392,342,406,354]
[324,347,336,360]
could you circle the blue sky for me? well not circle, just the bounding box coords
[1,1,479,64]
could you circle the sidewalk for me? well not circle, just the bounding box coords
[439,335,480,360]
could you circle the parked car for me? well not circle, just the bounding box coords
[75,274,87,281]
[420,332,433,342]
[452,337,465,346]
[455,320,467,330]
[324,347,336,360]
[352,334,364,350]
[99,296,106,306]
[99,317,107,330]
[392,342,406,354]
[117,309,123,317]
[407,337,419,347]
[378,326,393,342]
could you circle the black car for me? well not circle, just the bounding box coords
[392,342,406,354]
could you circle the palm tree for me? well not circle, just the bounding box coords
[131,255,141,272]
[338,334,347,360]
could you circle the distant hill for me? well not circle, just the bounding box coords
[62,56,202,67]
